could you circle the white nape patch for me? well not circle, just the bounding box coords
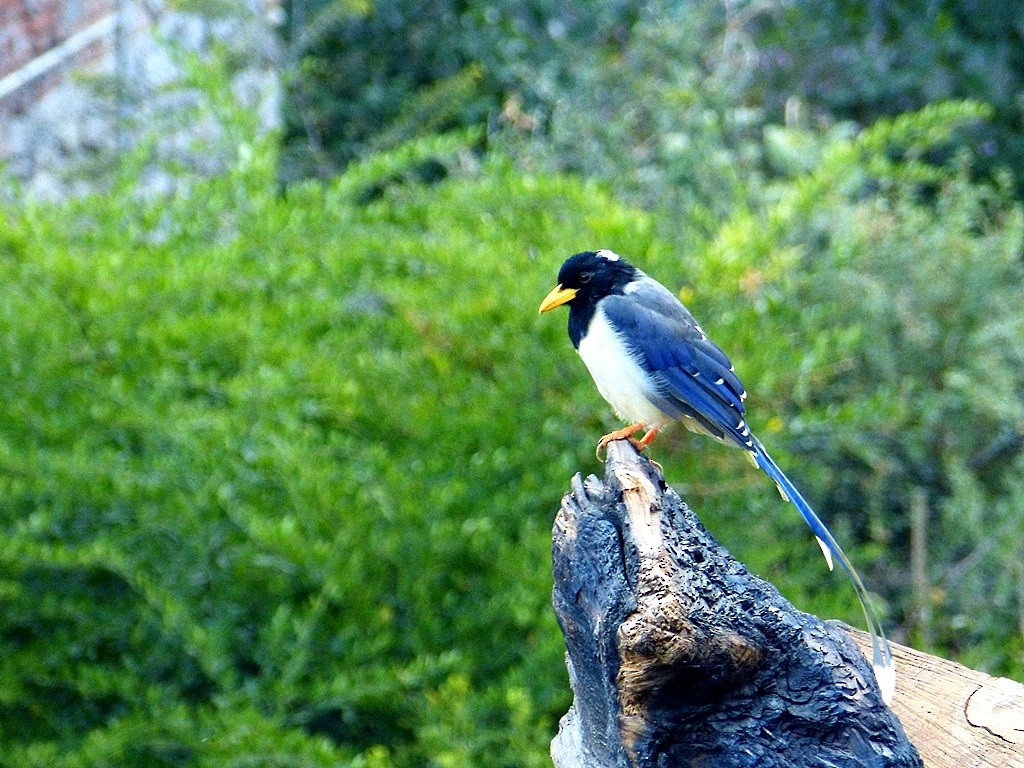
[595,249,620,262]
[577,306,669,428]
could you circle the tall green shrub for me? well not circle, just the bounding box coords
[277,0,643,183]
[751,0,1024,196]
[0,134,656,767]
[697,103,1024,673]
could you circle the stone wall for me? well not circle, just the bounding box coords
[0,0,114,111]
[0,0,282,201]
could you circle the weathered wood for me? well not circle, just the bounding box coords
[846,628,1024,768]
[550,440,923,768]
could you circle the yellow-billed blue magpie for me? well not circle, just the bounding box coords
[540,249,894,702]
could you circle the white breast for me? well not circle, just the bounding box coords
[577,307,670,429]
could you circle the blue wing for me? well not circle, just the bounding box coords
[603,278,895,701]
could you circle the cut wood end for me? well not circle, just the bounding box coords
[965,676,1024,745]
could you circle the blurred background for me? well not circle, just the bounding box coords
[1,1,1022,765]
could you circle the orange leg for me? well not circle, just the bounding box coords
[637,426,660,447]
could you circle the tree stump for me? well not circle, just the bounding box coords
[550,440,923,768]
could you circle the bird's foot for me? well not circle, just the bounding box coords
[596,423,660,458]
[596,422,644,458]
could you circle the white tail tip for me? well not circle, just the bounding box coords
[874,660,896,705]
[815,536,835,572]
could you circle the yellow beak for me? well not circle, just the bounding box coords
[539,284,578,314]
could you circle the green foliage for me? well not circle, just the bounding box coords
[279,0,771,234]
[0,130,660,766]
[496,0,766,232]
[694,104,1024,673]
[277,0,642,183]
[278,0,1024,213]
[751,0,1024,196]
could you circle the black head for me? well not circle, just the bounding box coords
[539,249,638,347]
[540,250,637,309]
[559,249,636,298]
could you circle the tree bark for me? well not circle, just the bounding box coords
[550,440,923,768]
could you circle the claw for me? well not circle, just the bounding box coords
[596,422,645,458]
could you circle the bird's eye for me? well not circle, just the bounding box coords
[579,271,593,284]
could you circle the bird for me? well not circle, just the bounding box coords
[539,248,894,703]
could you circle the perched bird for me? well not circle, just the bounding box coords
[540,248,894,703]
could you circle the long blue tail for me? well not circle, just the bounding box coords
[750,436,894,703]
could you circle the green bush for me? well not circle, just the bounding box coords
[694,103,1024,673]
[0,133,657,766]
[751,0,1024,196]
[277,0,643,183]
[278,0,1024,212]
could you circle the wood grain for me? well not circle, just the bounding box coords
[847,629,1024,768]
